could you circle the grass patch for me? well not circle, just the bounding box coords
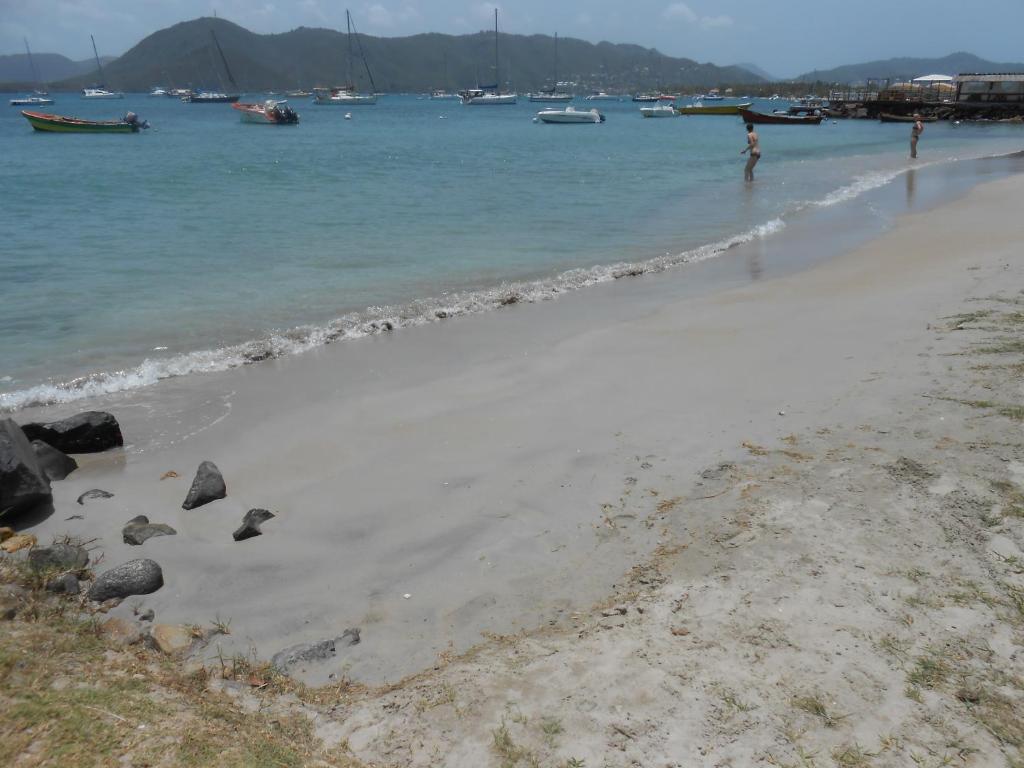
[943,310,993,330]
[907,652,950,690]
[792,693,844,727]
[877,634,912,660]
[832,742,876,767]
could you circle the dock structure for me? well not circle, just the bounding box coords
[826,73,1024,121]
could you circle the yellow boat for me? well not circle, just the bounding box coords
[675,102,752,116]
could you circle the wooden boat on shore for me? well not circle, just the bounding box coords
[676,101,751,115]
[739,108,823,125]
[21,110,147,133]
[879,113,939,123]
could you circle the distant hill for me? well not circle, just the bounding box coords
[0,52,114,86]
[796,52,1024,84]
[33,17,762,93]
[734,62,776,81]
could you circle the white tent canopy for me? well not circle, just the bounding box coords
[913,74,954,83]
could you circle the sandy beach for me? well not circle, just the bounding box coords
[4,165,1024,765]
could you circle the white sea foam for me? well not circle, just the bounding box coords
[0,162,931,413]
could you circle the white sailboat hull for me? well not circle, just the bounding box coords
[462,93,517,105]
[529,93,572,103]
[315,94,377,105]
[81,88,124,99]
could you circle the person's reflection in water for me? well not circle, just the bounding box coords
[905,168,917,207]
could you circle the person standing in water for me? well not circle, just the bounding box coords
[741,123,760,181]
[910,114,924,159]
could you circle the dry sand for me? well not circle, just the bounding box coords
[12,169,1024,765]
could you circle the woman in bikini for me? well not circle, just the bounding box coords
[741,123,760,181]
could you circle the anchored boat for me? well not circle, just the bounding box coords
[536,106,604,124]
[676,102,751,115]
[315,10,377,105]
[739,108,823,125]
[460,10,517,105]
[22,110,148,133]
[81,36,123,99]
[529,33,572,103]
[233,100,300,124]
[185,30,240,103]
[10,39,54,106]
[640,104,677,118]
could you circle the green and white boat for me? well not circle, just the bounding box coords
[21,110,146,133]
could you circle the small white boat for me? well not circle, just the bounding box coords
[314,87,377,105]
[586,91,619,101]
[529,92,573,103]
[10,94,54,106]
[148,87,167,97]
[640,104,677,118]
[430,90,460,100]
[81,87,124,99]
[460,89,517,105]
[536,106,604,124]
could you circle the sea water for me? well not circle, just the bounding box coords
[2,95,1022,409]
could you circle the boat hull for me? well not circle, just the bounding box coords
[21,110,138,133]
[187,94,241,103]
[314,95,377,105]
[739,108,823,125]
[10,97,54,106]
[640,106,677,118]
[529,94,572,103]
[233,102,300,124]
[81,89,124,99]
[879,113,939,123]
[537,108,603,124]
[462,94,517,105]
[676,102,751,115]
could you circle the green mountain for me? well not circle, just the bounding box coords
[38,17,762,93]
[0,52,114,87]
[796,52,1024,84]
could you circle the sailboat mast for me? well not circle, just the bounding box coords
[346,9,354,88]
[24,39,40,89]
[494,9,499,92]
[554,33,558,88]
[210,30,237,91]
[90,35,105,86]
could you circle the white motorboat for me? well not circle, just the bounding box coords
[640,104,677,118]
[149,87,167,97]
[315,10,378,106]
[10,94,53,106]
[586,91,619,101]
[81,87,124,99]
[536,106,604,124]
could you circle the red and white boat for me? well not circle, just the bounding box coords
[232,100,300,125]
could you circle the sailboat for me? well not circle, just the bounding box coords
[10,39,54,106]
[529,33,571,103]
[185,30,240,103]
[81,35,123,99]
[430,52,459,99]
[460,9,516,105]
[314,10,377,105]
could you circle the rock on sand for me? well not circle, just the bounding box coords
[181,461,226,510]
[0,419,52,518]
[233,508,275,541]
[21,411,123,454]
[87,559,164,602]
[30,440,78,481]
[122,516,177,546]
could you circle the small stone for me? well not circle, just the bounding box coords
[600,606,628,617]
[87,559,163,602]
[76,489,114,505]
[1,533,36,553]
[150,624,196,656]
[101,617,143,647]
[138,608,154,622]
[671,626,690,636]
[30,440,78,481]
[232,508,275,541]
[29,543,89,572]
[181,461,226,510]
[122,516,177,546]
[159,471,178,480]
[45,574,80,595]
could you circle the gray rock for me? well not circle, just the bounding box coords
[21,411,123,454]
[45,573,80,595]
[31,440,78,481]
[271,628,360,672]
[122,515,177,546]
[0,418,52,518]
[232,508,275,541]
[181,461,226,510]
[28,543,89,572]
[138,608,154,622]
[87,559,163,602]
[76,488,114,505]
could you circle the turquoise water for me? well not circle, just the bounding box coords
[2,95,1023,409]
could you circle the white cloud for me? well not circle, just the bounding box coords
[663,3,733,31]
[662,3,697,22]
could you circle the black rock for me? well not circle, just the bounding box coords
[31,440,78,481]
[122,515,177,546]
[181,461,226,510]
[87,559,163,602]
[21,411,123,454]
[270,628,360,672]
[232,508,275,541]
[45,573,81,595]
[77,489,114,505]
[28,543,89,572]
[0,419,52,518]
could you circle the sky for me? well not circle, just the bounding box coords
[2,0,1023,77]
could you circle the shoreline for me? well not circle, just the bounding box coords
[5,146,1024,415]
[8,164,1024,689]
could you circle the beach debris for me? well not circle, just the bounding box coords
[45,573,80,595]
[28,542,89,572]
[87,559,164,602]
[671,626,690,636]
[271,628,361,673]
[232,508,275,541]
[101,617,144,648]
[181,460,226,510]
[778,410,786,416]
[0,418,52,518]
[77,489,114,505]
[30,440,78,481]
[600,605,628,617]
[150,624,199,656]
[1,534,36,553]
[122,515,177,546]
[403,593,412,599]
[159,470,179,480]
[21,410,123,454]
